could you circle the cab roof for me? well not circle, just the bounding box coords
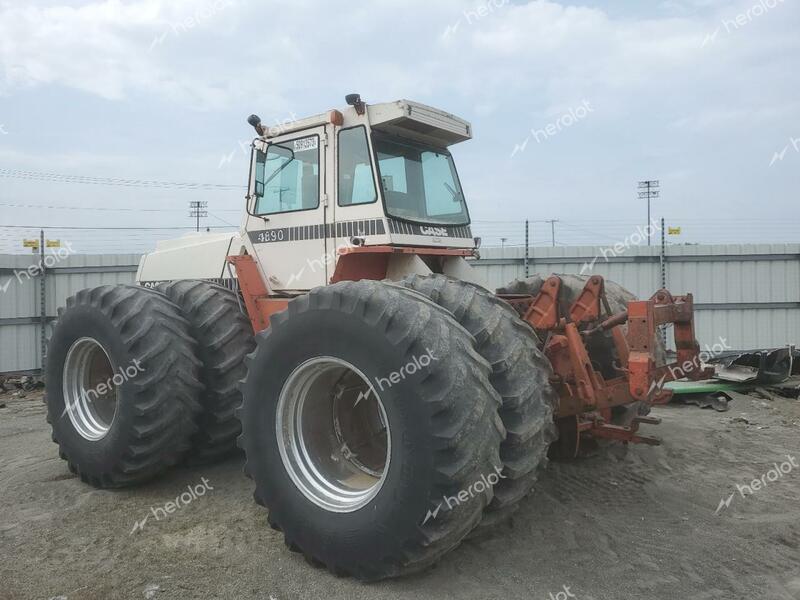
[261,99,472,148]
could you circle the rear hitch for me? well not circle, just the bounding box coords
[500,275,708,454]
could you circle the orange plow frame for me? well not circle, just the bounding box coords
[499,275,712,454]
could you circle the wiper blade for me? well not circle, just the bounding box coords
[443,181,462,202]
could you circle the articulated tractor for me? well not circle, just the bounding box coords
[46,95,706,580]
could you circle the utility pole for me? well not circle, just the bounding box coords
[189,201,208,232]
[660,217,667,346]
[500,237,507,249]
[524,220,529,277]
[22,232,60,372]
[638,180,659,246]
[660,217,667,290]
[39,229,47,372]
[546,219,559,247]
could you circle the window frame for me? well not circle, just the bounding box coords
[370,131,471,227]
[253,133,321,217]
[336,125,379,208]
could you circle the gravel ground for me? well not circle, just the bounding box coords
[2,388,800,600]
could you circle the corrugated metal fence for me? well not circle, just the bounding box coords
[473,243,800,352]
[1,244,798,373]
[1,253,141,374]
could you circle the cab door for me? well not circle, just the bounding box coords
[244,126,332,291]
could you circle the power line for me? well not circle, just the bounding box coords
[0,225,236,230]
[556,221,624,243]
[208,212,239,227]
[0,201,240,213]
[0,168,245,190]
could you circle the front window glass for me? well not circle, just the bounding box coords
[255,135,319,215]
[373,134,469,226]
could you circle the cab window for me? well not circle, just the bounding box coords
[373,133,469,226]
[255,135,320,215]
[338,126,377,206]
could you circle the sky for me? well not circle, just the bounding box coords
[0,0,798,253]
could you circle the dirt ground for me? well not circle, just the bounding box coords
[1,388,799,600]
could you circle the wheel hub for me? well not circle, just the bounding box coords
[62,337,118,441]
[276,357,390,513]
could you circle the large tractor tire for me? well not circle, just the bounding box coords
[238,280,504,580]
[158,280,255,464]
[45,285,203,488]
[401,274,557,532]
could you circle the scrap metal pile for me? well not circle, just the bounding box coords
[667,346,800,411]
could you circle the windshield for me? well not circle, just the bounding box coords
[372,134,469,226]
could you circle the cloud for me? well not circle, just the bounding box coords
[0,0,798,253]
[2,0,797,119]
[0,0,257,108]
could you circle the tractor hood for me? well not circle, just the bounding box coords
[136,231,242,288]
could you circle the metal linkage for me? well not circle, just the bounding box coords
[500,274,708,453]
[627,289,713,402]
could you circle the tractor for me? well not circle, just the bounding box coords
[45,95,707,580]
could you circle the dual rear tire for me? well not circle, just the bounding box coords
[47,275,557,580]
[45,282,251,487]
[45,285,203,487]
[238,276,556,579]
[400,275,558,533]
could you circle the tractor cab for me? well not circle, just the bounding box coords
[136,96,483,293]
[242,96,480,291]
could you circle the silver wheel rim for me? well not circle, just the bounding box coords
[62,337,118,441]
[276,356,391,513]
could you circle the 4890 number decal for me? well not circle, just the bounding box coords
[255,229,286,243]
